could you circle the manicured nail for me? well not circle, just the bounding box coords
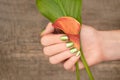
[76,51,81,57]
[66,42,74,48]
[60,35,68,41]
[70,48,78,54]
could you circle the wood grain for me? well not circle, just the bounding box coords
[0,0,120,80]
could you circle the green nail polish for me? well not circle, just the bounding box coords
[70,48,78,54]
[66,42,74,48]
[60,35,68,41]
[76,51,81,57]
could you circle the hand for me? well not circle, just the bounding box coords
[40,23,104,71]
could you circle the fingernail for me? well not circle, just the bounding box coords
[60,35,68,41]
[76,51,81,57]
[70,48,78,54]
[66,42,74,48]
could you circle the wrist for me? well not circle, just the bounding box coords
[98,30,120,61]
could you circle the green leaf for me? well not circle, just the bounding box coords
[59,0,82,23]
[36,0,82,23]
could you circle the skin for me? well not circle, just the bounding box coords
[40,23,120,71]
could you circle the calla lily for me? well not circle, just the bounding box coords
[53,17,80,50]
[36,0,94,80]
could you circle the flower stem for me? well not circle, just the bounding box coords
[80,47,94,80]
[75,62,80,80]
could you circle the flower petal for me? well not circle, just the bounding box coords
[53,17,81,50]
[53,17,80,35]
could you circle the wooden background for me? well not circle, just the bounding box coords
[0,0,120,80]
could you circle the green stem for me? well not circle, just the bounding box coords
[80,47,94,80]
[75,62,80,80]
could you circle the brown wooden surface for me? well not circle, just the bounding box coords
[0,0,120,80]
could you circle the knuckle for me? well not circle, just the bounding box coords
[49,57,56,64]
[40,36,47,46]
[70,57,76,62]
[63,63,71,71]
[70,68,75,72]
[43,47,49,56]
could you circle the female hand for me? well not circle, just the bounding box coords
[40,23,104,71]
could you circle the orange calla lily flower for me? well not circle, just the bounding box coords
[53,17,81,50]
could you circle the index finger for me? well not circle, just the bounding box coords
[40,22,54,36]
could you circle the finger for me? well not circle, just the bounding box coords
[41,34,68,46]
[61,61,75,71]
[43,43,69,56]
[63,56,80,70]
[40,23,54,36]
[70,66,75,72]
[78,61,84,69]
[49,50,74,64]
[69,60,84,70]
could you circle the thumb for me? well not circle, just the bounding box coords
[40,22,54,36]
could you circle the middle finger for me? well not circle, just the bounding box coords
[43,42,74,56]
